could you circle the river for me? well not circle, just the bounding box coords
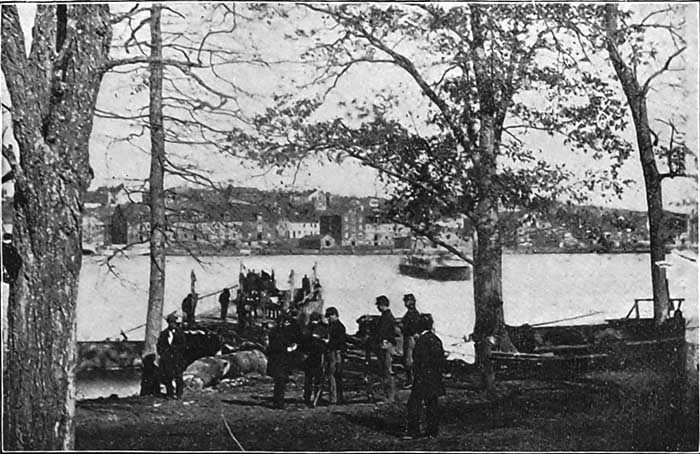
[77,252,698,348]
[5,251,698,398]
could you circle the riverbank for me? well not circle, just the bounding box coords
[74,367,698,451]
[99,246,664,257]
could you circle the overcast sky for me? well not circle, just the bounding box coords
[2,2,698,212]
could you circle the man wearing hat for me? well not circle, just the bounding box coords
[266,312,301,409]
[157,313,186,399]
[405,313,445,439]
[301,312,329,407]
[325,306,347,405]
[401,293,421,388]
[373,295,397,403]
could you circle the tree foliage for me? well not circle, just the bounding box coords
[230,3,636,252]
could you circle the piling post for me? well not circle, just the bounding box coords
[190,269,198,323]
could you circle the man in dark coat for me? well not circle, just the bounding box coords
[373,295,397,403]
[181,293,195,326]
[301,274,311,296]
[266,313,301,409]
[401,293,421,388]
[325,306,347,404]
[157,313,186,399]
[301,312,329,407]
[405,313,445,439]
[219,288,231,322]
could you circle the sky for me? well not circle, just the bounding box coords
[1,2,698,213]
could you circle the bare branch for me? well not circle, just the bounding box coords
[103,56,202,71]
[641,46,686,94]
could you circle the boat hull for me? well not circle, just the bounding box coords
[398,263,471,281]
[494,317,687,380]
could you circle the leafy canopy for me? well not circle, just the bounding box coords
[230,4,635,239]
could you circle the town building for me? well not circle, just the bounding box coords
[82,206,111,249]
[290,189,328,211]
[279,215,320,241]
[364,214,397,247]
[341,201,366,246]
[319,213,342,245]
[85,184,142,208]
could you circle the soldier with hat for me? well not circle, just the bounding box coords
[404,313,445,439]
[401,293,421,388]
[157,313,186,399]
[373,295,397,403]
[325,306,347,404]
[301,312,329,407]
[266,312,301,409]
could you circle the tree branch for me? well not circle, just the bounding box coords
[641,46,686,94]
[103,56,202,71]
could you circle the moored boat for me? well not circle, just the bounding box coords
[493,298,688,380]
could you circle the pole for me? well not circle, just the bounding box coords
[190,269,198,324]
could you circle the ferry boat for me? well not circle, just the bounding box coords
[399,253,471,281]
[398,238,472,281]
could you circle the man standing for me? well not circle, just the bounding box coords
[325,306,347,405]
[219,288,231,322]
[374,295,397,403]
[301,274,311,297]
[236,289,252,329]
[401,293,421,388]
[405,314,445,439]
[266,313,301,409]
[181,293,195,326]
[301,312,329,407]
[157,313,186,400]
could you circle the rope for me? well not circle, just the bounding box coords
[113,282,239,339]
[221,411,245,451]
[673,250,698,263]
[197,283,239,301]
[529,311,604,327]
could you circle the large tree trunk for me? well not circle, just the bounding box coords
[143,3,167,360]
[470,114,516,396]
[469,7,516,396]
[1,5,111,450]
[604,5,671,324]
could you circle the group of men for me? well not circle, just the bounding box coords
[372,293,446,439]
[266,306,348,409]
[266,292,446,439]
[153,289,446,438]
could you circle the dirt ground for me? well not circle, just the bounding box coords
[74,367,698,452]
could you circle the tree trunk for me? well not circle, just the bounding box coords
[143,3,166,359]
[604,4,671,324]
[468,8,517,393]
[1,5,111,450]
[470,114,516,396]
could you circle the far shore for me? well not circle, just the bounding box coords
[86,246,661,258]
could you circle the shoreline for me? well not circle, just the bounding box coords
[88,247,662,258]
